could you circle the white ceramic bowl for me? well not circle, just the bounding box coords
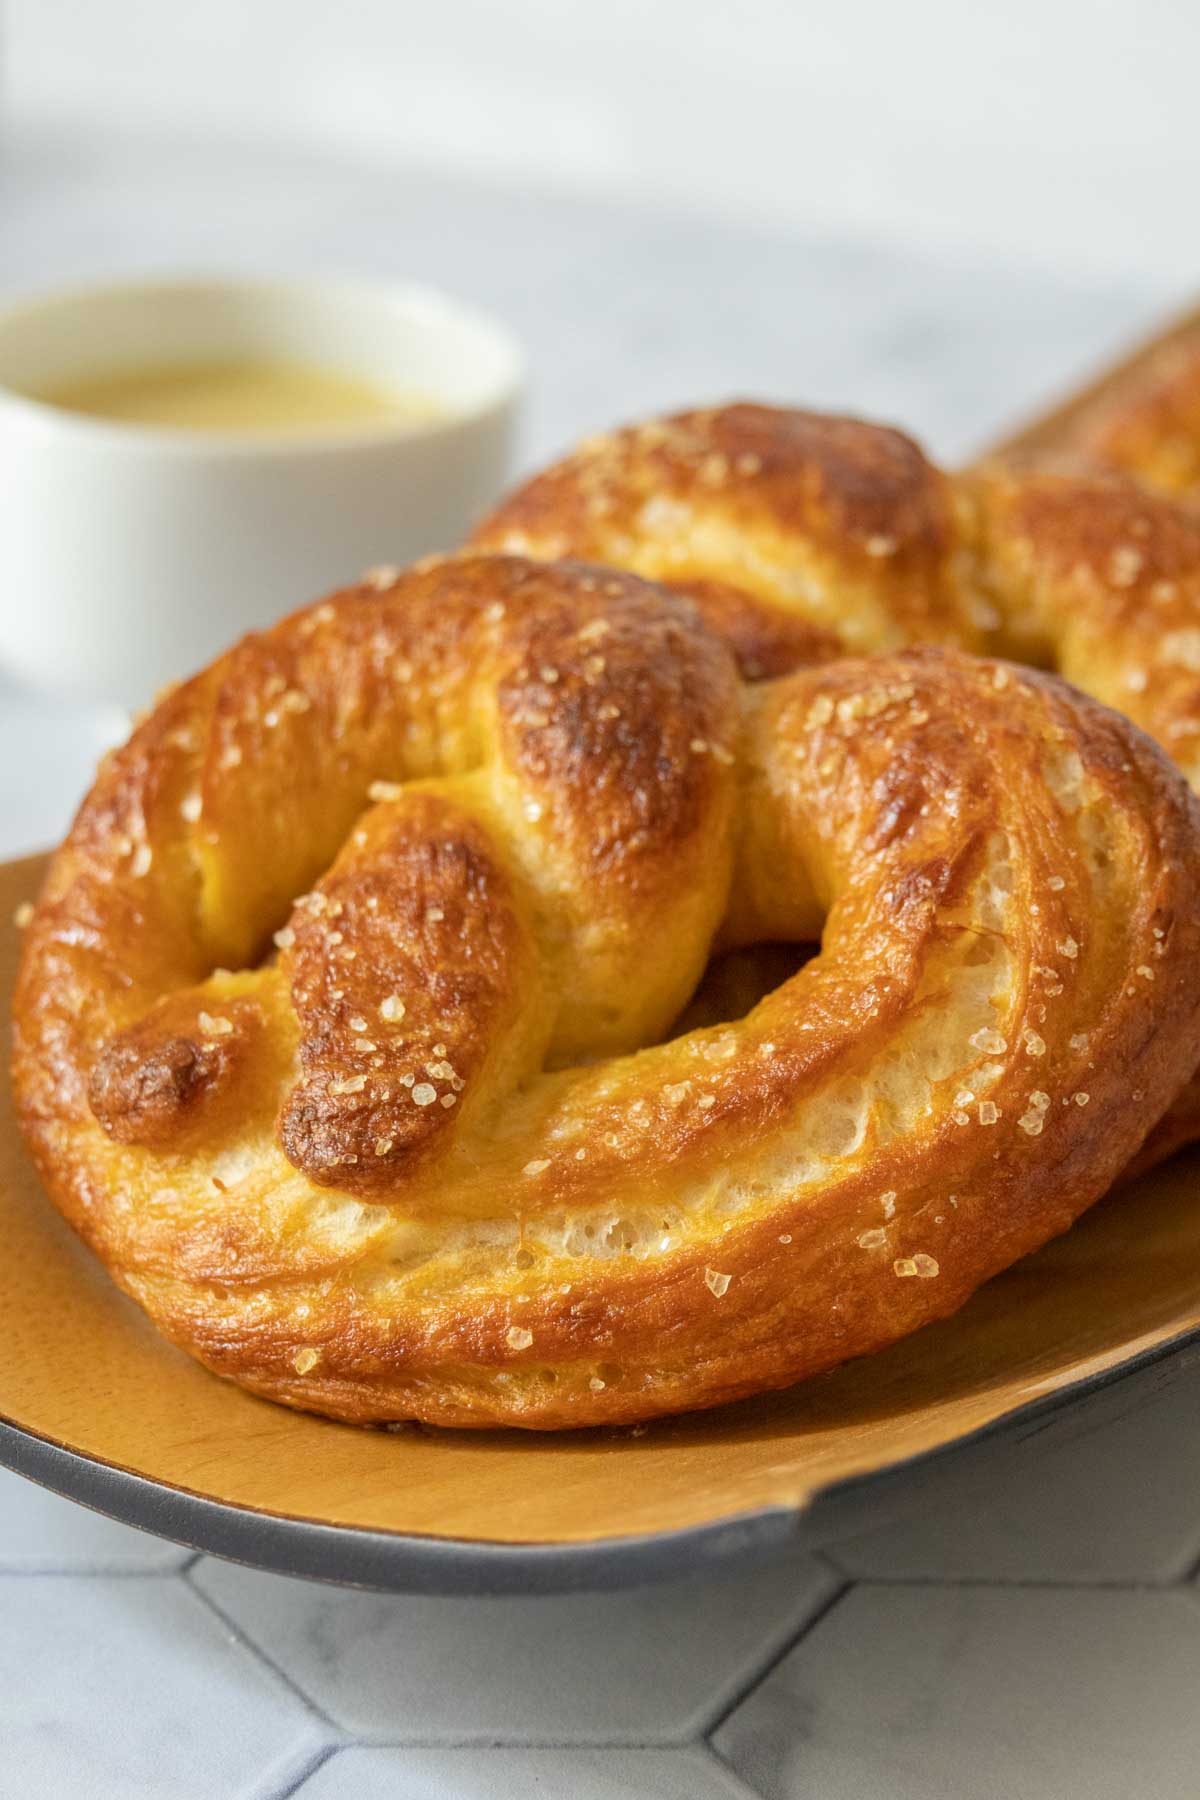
[0,276,524,709]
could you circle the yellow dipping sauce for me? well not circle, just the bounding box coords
[31,359,442,435]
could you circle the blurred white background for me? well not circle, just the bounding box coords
[10,0,1199,281]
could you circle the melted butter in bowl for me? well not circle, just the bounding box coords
[31,358,445,436]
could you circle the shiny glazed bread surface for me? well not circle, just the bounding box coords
[475,402,1200,1165]
[1060,338,1200,501]
[13,553,1200,1427]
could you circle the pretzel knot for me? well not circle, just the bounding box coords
[13,554,1200,1428]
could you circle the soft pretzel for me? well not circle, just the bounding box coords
[474,403,1200,1165]
[13,554,1200,1428]
[1055,336,1200,502]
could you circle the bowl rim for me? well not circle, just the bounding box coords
[0,271,526,458]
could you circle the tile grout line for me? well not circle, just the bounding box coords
[256,1738,774,1794]
[676,1552,849,1742]
[181,1563,347,1740]
[280,1731,745,1752]
[701,1570,854,1745]
[692,1738,771,1799]
[258,1741,343,1800]
[839,1572,1200,1593]
[0,1563,196,1579]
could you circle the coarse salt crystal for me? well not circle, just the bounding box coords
[363,564,400,588]
[1109,545,1144,587]
[330,1074,367,1096]
[895,1252,940,1278]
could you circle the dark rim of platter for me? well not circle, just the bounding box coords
[1,1322,1198,1596]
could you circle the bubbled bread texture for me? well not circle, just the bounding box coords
[13,544,1200,1428]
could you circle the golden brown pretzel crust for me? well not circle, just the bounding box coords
[473,405,992,672]
[956,459,1200,774]
[13,550,1200,1428]
[477,402,1200,1170]
[1060,339,1200,501]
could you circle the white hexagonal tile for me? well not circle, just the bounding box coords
[830,1365,1200,1584]
[0,1466,192,1573]
[297,1744,759,1798]
[190,1550,837,1746]
[714,1583,1200,1800]
[0,1573,333,1798]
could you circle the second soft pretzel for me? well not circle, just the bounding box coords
[474,402,1200,1165]
[1059,336,1200,503]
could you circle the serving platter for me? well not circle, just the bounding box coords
[4,313,1200,1593]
